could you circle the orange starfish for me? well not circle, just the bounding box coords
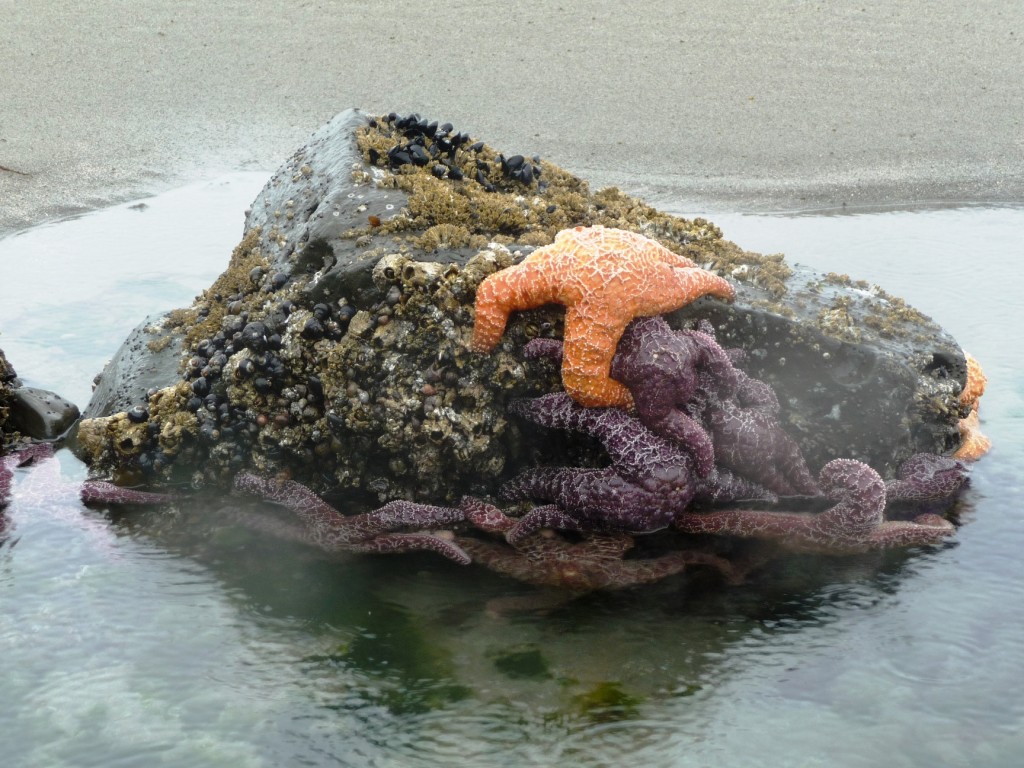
[471,225,736,407]
[954,351,991,461]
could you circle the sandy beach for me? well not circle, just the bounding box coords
[1,0,1021,234]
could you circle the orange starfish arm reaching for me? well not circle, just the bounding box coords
[471,226,736,407]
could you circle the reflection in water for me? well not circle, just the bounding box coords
[1,189,1023,766]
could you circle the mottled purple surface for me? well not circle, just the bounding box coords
[1,443,177,510]
[526,317,819,496]
[234,473,471,564]
[885,453,970,503]
[503,392,772,543]
[458,496,735,590]
[675,458,955,554]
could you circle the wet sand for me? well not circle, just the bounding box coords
[1,0,1021,234]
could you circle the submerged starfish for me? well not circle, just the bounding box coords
[458,497,736,590]
[674,458,955,554]
[503,392,773,543]
[471,225,735,407]
[0,442,178,551]
[234,473,472,564]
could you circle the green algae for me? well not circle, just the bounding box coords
[489,645,554,681]
[569,681,644,723]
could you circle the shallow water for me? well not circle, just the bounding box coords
[1,182,1022,767]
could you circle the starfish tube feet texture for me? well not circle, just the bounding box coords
[234,473,471,564]
[471,225,735,408]
[674,458,954,554]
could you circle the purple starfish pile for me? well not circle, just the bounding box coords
[232,315,970,591]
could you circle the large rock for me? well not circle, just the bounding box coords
[75,109,967,503]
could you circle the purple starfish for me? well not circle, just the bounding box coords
[457,496,738,590]
[682,327,820,497]
[502,392,773,544]
[885,453,970,503]
[2,443,178,508]
[526,317,819,496]
[674,458,955,554]
[526,316,735,477]
[234,473,472,564]
[0,442,178,551]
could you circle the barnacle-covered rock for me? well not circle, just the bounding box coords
[0,347,15,446]
[74,109,969,502]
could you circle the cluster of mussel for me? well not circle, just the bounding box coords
[149,292,359,479]
[365,112,543,190]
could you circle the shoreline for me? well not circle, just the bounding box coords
[2,1,1021,235]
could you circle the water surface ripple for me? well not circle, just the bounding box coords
[1,184,1021,766]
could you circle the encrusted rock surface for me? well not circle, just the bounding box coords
[75,109,967,503]
[0,347,14,446]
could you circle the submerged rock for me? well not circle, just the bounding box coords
[75,109,967,502]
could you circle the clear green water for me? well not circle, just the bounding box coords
[1,182,1022,767]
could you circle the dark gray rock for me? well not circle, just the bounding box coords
[76,108,968,500]
[672,272,964,476]
[81,314,183,420]
[7,386,80,440]
[1,347,81,444]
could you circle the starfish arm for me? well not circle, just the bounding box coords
[694,468,778,504]
[471,260,563,353]
[567,553,692,590]
[668,265,736,306]
[461,497,515,533]
[501,466,569,504]
[960,351,987,407]
[676,507,815,542]
[733,370,780,413]
[454,536,548,585]
[707,403,819,496]
[640,407,716,478]
[522,337,564,364]
[504,465,676,536]
[80,481,178,506]
[235,473,464,550]
[507,504,583,544]
[885,453,969,503]
[678,460,893,554]
[349,533,471,565]
[954,408,991,461]
[509,393,644,468]
[817,459,886,535]
[866,516,955,549]
[681,329,741,399]
[560,304,633,408]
